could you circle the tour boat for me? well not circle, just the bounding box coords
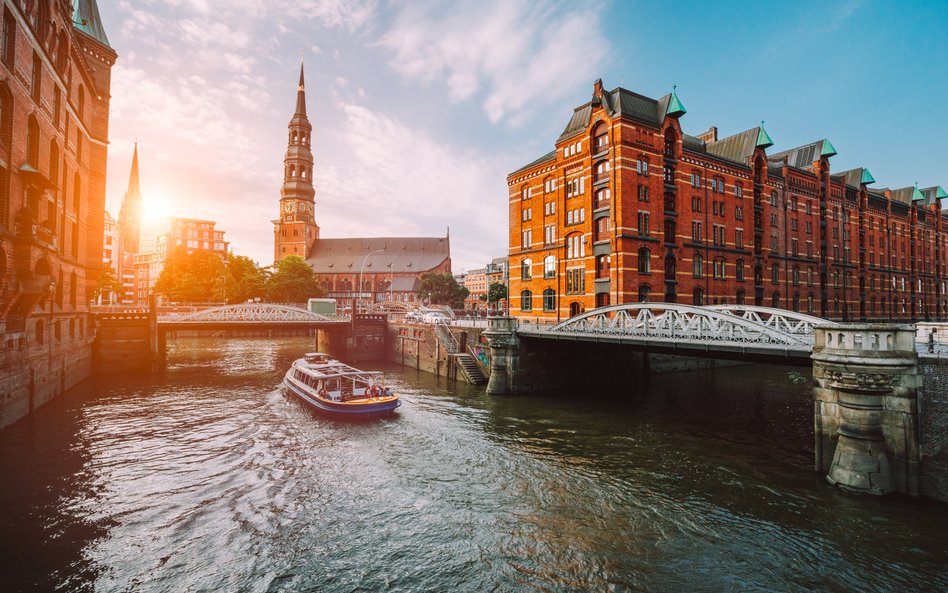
[283,352,401,417]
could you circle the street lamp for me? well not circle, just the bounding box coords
[357,248,386,316]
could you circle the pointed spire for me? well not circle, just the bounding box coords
[665,84,686,118]
[820,138,837,157]
[294,61,307,117]
[756,120,774,149]
[912,182,925,202]
[127,142,141,196]
[936,186,948,199]
[860,168,876,185]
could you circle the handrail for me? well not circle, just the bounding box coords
[467,344,490,377]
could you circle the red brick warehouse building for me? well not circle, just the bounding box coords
[0,0,115,428]
[508,79,947,322]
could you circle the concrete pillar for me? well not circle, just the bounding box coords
[483,316,519,395]
[812,324,920,495]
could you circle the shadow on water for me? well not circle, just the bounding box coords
[0,337,946,593]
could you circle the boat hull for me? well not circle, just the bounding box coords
[283,376,401,417]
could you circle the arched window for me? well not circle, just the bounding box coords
[288,164,296,178]
[27,115,39,166]
[638,247,650,273]
[692,287,704,306]
[713,257,726,280]
[2,8,17,68]
[0,82,11,149]
[735,258,745,282]
[792,293,800,312]
[664,127,678,158]
[520,289,533,312]
[300,168,307,180]
[638,284,651,303]
[692,253,704,278]
[664,255,676,278]
[542,288,555,312]
[593,159,610,183]
[48,139,59,184]
[772,292,781,308]
[292,131,298,144]
[521,258,532,280]
[569,302,581,317]
[543,255,555,279]
[73,172,80,211]
[592,121,608,152]
[69,270,76,307]
[736,289,746,305]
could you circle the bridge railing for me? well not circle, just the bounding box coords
[516,303,832,351]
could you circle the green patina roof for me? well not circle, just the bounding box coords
[861,168,876,185]
[912,183,925,202]
[820,138,838,157]
[936,186,948,199]
[72,0,111,48]
[755,121,774,149]
[665,85,686,118]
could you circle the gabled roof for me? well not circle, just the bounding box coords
[306,236,450,275]
[889,187,916,205]
[769,139,836,169]
[704,127,765,163]
[510,150,555,176]
[73,0,110,48]
[919,186,947,206]
[557,83,681,143]
[834,167,875,188]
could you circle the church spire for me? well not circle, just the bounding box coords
[127,142,141,196]
[295,62,307,117]
[118,143,142,255]
[275,64,318,263]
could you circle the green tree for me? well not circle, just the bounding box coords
[416,272,469,309]
[224,254,266,303]
[265,255,323,303]
[93,265,122,304]
[153,248,227,303]
[486,282,507,306]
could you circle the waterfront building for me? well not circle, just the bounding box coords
[272,64,451,311]
[508,79,947,322]
[0,0,115,428]
[464,267,487,308]
[98,210,117,304]
[132,217,229,306]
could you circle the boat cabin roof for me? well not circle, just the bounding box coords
[294,357,382,381]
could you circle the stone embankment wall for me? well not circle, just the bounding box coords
[388,322,486,379]
[93,314,154,373]
[0,336,92,429]
[919,357,948,502]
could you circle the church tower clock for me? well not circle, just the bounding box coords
[273,63,319,263]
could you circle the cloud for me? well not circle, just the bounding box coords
[315,102,509,270]
[379,0,608,125]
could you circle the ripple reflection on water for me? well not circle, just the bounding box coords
[0,337,946,592]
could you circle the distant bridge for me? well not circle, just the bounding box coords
[157,303,349,331]
[516,303,839,364]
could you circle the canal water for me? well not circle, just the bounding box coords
[1,338,946,593]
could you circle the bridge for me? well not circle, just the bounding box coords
[516,303,837,364]
[157,303,349,331]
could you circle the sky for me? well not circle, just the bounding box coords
[96,0,948,273]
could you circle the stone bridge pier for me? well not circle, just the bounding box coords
[812,325,920,496]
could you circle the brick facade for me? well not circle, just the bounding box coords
[508,79,947,322]
[0,0,115,428]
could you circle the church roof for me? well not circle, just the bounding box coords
[306,236,450,274]
[72,0,110,48]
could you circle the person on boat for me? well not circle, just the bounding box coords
[382,387,393,397]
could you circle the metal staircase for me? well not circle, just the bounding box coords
[434,322,487,385]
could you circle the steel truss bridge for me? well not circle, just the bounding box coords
[157,303,349,330]
[517,303,839,363]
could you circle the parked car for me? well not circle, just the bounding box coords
[422,312,449,324]
[404,311,423,323]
